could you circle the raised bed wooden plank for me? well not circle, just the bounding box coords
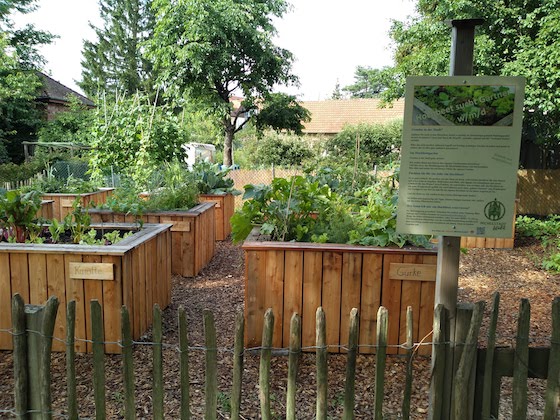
[88,203,215,277]
[283,250,303,348]
[242,230,438,353]
[0,253,11,349]
[322,251,343,353]
[265,250,284,348]
[340,252,362,353]
[359,253,383,354]
[302,251,323,349]
[64,254,87,353]
[199,193,235,240]
[381,253,404,355]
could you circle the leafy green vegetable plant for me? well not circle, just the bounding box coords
[48,218,66,243]
[192,160,241,195]
[231,176,333,243]
[231,174,432,248]
[64,198,93,244]
[0,189,42,243]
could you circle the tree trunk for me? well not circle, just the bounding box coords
[223,125,235,167]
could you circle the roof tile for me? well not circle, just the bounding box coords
[300,98,404,134]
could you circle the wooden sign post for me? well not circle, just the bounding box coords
[431,18,484,420]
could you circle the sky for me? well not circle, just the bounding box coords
[12,0,417,101]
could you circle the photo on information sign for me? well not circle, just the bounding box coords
[412,85,516,127]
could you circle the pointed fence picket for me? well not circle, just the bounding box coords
[2,292,560,419]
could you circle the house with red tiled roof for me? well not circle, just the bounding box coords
[300,98,404,136]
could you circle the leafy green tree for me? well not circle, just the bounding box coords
[80,0,155,97]
[343,66,395,98]
[0,0,56,69]
[375,0,560,157]
[0,1,53,163]
[148,0,304,166]
[254,93,310,134]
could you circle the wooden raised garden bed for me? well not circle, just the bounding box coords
[0,223,172,354]
[42,188,114,220]
[243,230,437,355]
[198,193,235,240]
[38,200,54,219]
[87,202,216,277]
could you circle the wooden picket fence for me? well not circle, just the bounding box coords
[2,292,560,419]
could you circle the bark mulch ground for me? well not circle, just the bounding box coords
[0,237,559,419]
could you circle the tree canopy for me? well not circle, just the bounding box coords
[0,0,53,163]
[80,0,156,97]
[148,0,303,166]
[359,0,560,154]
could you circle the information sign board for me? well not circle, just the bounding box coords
[396,76,525,237]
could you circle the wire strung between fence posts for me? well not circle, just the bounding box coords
[0,326,554,353]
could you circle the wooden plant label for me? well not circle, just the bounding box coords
[389,263,436,282]
[69,262,114,280]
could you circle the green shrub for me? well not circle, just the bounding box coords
[516,215,560,272]
[237,131,313,168]
[0,159,46,184]
[325,120,402,166]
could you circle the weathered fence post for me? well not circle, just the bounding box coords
[12,295,59,420]
[66,301,78,420]
[12,294,28,420]
[203,309,218,420]
[259,308,274,420]
[25,304,44,419]
[178,306,190,420]
[39,296,59,420]
[91,300,106,420]
[121,305,136,420]
[480,292,500,419]
[451,302,474,418]
[374,307,388,420]
[544,297,560,419]
[512,299,530,420]
[402,306,414,420]
[453,301,485,420]
[429,304,448,420]
[343,308,359,420]
[316,307,328,420]
[286,312,301,420]
[153,304,164,420]
[231,311,245,420]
